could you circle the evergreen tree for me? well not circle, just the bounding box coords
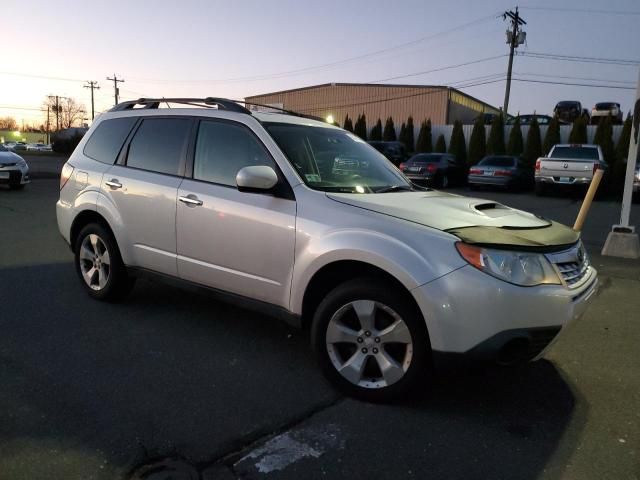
[416,119,432,153]
[370,118,383,141]
[343,114,353,132]
[383,117,396,141]
[543,115,561,155]
[506,116,524,156]
[468,114,486,166]
[354,113,367,140]
[569,116,588,144]
[523,115,542,167]
[612,114,633,193]
[405,116,415,152]
[486,114,505,155]
[615,114,632,163]
[398,122,407,148]
[448,120,467,164]
[434,134,446,153]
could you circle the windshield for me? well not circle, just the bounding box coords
[265,123,413,193]
[551,146,599,160]
[479,156,516,167]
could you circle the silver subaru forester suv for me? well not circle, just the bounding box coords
[57,98,598,401]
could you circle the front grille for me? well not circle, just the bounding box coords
[546,243,590,289]
[0,163,17,167]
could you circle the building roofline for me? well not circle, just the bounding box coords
[245,82,499,113]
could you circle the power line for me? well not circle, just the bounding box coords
[520,6,640,16]
[367,54,506,83]
[512,78,635,90]
[515,71,635,85]
[0,105,46,111]
[0,71,84,82]
[126,13,500,85]
[518,51,639,66]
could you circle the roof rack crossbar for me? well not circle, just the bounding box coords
[109,97,251,114]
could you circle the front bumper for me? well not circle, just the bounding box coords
[0,166,29,185]
[411,262,598,363]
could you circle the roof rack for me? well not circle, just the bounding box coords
[109,97,252,114]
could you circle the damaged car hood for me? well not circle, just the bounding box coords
[327,191,579,248]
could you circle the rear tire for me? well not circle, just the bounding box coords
[74,223,135,301]
[311,278,431,402]
[439,174,449,189]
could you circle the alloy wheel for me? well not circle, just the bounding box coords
[79,234,111,291]
[326,300,413,389]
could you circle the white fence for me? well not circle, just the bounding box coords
[422,124,624,151]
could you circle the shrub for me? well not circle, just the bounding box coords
[486,114,505,155]
[383,117,396,141]
[569,116,588,144]
[405,116,415,152]
[543,115,561,155]
[448,120,467,164]
[370,119,383,141]
[343,114,353,132]
[434,134,446,153]
[416,119,432,153]
[522,115,542,167]
[354,113,367,140]
[468,114,486,166]
[398,122,407,148]
[506,116,524,156]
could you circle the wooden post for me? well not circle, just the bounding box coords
[573,169,604,231]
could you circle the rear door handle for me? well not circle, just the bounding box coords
[179,195,203,207]
[105,179,122,189]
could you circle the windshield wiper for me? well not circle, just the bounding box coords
[375,185,414,193]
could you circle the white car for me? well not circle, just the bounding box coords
[590,102,623,124]
[27,142,52,152]
[0,145,30,189]
[56,97,598,401]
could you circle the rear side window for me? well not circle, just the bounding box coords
[126,118,191,175]
[83,117,137,164]
[193,120,275,186]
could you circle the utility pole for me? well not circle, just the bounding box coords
[84,81,100,120]
[502,7,526,116]
[46,105,50,144]
[106,74,125,105]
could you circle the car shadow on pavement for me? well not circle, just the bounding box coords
[0,262,585,480]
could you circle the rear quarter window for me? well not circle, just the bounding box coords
[83,117,137,164]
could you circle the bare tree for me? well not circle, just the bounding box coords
[42,96,87,130]
[0,116,18,130]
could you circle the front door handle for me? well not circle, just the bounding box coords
[105,179,122,189]
[179,194,203,207]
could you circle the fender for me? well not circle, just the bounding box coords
[95,190,133,265]
[289,227,461,315]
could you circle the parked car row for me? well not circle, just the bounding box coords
[1,141,52,152]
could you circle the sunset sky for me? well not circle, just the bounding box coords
[1,0,639,128]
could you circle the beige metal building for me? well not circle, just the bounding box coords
[245,83,500,128]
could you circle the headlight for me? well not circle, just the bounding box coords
[456,242,560,287]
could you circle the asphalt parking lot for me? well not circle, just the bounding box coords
[1,179,639,480]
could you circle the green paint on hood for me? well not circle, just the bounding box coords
[447,221,580,249]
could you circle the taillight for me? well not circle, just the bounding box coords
[399,162,406,171]
[469,168,483,175]
[593,163,599,174]
[535,159,541,172]
[60,163,74,190]
[426,163,438,173]
[494,169,513,176]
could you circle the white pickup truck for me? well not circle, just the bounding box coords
[535,144,606,196]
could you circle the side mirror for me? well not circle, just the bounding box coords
[236,165,278,192]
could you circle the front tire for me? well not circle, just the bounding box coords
[311,278,431,402]
[74,223,135,301]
